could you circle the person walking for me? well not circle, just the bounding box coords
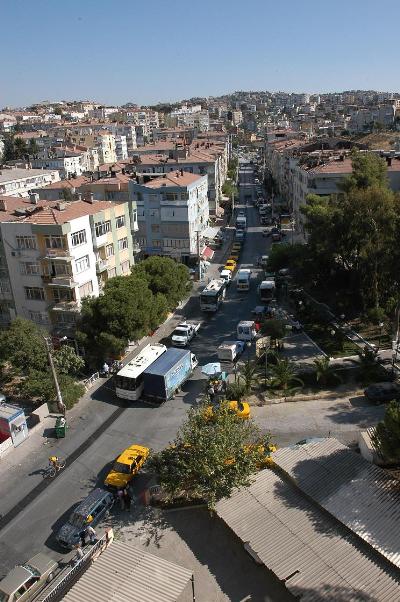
[71,544,84,566]
[79,530,86,547]
[117,488,125,510]
[123,486,132,512]
[86,525,96,544]
[102,362,110,377]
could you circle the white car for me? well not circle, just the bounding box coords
[220,269,232,285]
[171,322,200,347]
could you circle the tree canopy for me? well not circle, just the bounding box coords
[149,402,272,508]
[372,401,400,462]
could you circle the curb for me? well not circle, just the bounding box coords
[251,388,365,405]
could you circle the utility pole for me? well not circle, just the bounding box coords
[196,230,202,282]
[43,336,66,416]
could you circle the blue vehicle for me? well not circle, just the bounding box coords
[143,348,198,403]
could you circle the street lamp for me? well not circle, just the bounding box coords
[377,322,384,351]
[43,335,67,417]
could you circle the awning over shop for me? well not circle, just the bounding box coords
[201,246,214,260]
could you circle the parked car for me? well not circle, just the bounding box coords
[364,382,400,404]
[56,488,114,549]
[171,322,200,347]
[0,554,58,602]
[105,444,149,488]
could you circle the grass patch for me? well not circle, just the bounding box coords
[303,322,360,357]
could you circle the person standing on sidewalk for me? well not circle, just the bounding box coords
[123,486,132,512]
[86,525,97,544]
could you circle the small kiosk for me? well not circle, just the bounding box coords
[0,402,29,447]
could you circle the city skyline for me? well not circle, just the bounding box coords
[2,0,400,107]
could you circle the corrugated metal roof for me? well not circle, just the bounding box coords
[216,469,400,601]
[61,541,192,602]
[274,438,400,568]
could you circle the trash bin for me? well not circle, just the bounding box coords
[55,416,67,438]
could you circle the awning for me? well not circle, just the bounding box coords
[201,226,220,240]
[201,246,214,260]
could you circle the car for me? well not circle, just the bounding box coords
[225,259,237,271]
[104,444,149,488]
[171,321,200,346]
[364,382,400,404]
[262,228,271,237]
[56,488,114,549]
[0,553,58,602]
[238,210,245,217]
[204,400,250,420]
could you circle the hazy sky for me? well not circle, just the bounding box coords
[1,0,399,107]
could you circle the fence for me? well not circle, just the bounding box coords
[33,530,114,602]
[83,372,99,390]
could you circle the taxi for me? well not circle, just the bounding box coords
[224,259,237,272]
[204,400,250,420]
[105,444,149,488]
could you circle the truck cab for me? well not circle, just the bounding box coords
[220,269,232,286]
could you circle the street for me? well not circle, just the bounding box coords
[0,162,384,579]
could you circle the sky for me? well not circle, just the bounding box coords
[1,0,400,108]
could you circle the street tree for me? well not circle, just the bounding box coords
[0,318,47,373]
[313,356,341,386]
[261,319,286,340]
[53,345,85,375]
[267,358,304,395]
[372,401,400,462]
[149,402,271,508]
[20,369,85,409]
[133,256,190,311]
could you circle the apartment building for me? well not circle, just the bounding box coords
[31,152,84,178]
[0,168,61,197]
[115,135,128,161]
[67,129,117,165]
[106,124,137,155]
[0,195,136,334]
[129,171,208,263]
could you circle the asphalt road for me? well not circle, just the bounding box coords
[0,162,271,574]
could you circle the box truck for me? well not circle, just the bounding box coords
[236,269,251,291]
[143,348,198,403]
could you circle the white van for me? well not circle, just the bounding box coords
[220,269,232,286]
[236,269,251,291]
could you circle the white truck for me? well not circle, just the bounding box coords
[236,269,251,291]
[171,322,201,347]
[220,269,232,286]
[217,340,245,362]
[258,279,276,302]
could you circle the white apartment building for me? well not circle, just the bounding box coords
[31,153,84,178]
[106,124,137,155]
[0,168,61,197]
[129,171,208,264]
[67,129,117,165]
[115,135,128,161]
[0,196,136,333]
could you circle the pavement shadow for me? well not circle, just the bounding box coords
[326,399,385,426]
[45,501,80,553]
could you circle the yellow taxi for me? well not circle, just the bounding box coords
[224,259,237,272]
[105,444,149,488]
[232,244,242,253]
[204,400,250,420]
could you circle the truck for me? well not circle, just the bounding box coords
[236,268,251,291]
[217,340,245,362]
[220,269,232,286]
[171,321,200,347]
[258,279,276,302]
[143,348,198,403]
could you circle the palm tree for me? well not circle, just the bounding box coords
[226,381,247,402]
[313,356,341,386]
[268,358,304,395]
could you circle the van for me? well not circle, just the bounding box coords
[56,488,114,549]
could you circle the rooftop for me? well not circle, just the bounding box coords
[0,168,59,183]
[0,196,120,225]
[140,171,205,189]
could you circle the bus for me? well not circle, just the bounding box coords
[114,343,167,400]
[200,279,226,312]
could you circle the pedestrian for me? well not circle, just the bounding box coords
[71,544,84,566]
[79,530,86,547]
[207,383,215,403]
[86,525,96,544]
[102,362,110,377]
[117,488,125,510]
[123,486,132,512]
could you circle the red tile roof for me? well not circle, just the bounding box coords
[143,171,205,188]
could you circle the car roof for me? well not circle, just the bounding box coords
[75,488,112,516]
[24,553,56,575]
[117,445,149,464]
[0,566,32,595]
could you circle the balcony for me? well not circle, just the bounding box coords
[42,248,72,261]
[50,300,80,313]
[47,276,78,288]
[96,258,108,273]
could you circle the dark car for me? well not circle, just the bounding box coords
[364,382,400,404]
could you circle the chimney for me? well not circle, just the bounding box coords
[77,193,82,201]
[0,199,7,211]
[56,202,67,211]
[387,156,392,167]
[339,155,344,162]
[86,192,94,204]
[180,169,183,176]
[30,192,40,204]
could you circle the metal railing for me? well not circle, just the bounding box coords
[83,372,100,390]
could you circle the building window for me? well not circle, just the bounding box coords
[75,255,90,273]
[71,230,87,246]
[44,235,66,249]
[121,260,130,274]
[79,280,93,299]
[118,237,128,251]
[115,215,125,228]
[0,280,10,293]
[53,288,72,303]
[20,262,40,275]
[95,220,111,237]
[106,244,114,257]
[16,236,36,250]
[108,267,117,279]
[28,310,47,324]
[25,286,45,301]
[151,224,160,233]
[153,239,162,248]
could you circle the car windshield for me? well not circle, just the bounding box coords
[23,564,40,577]
[112,461,131,474]
[173,328,186,335]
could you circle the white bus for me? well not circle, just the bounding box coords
[114,343,167,400]
[200,279,226,312]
